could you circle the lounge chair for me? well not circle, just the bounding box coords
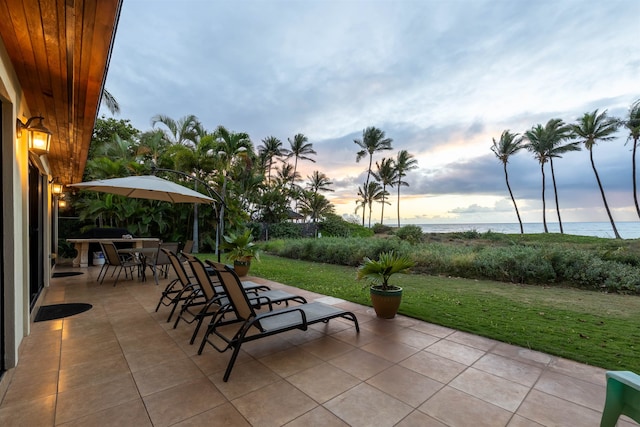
[176,254,307,345]
[201,263,360,382]
[155,248,203,322]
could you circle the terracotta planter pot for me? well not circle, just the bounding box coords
[233,260,251,277]
[369,286,403,319]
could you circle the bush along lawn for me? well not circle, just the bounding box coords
[199,252,640,373]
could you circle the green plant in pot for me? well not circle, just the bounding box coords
[221,229,260,277]
[357,250,415,319]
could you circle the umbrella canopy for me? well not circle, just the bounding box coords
[69,175,215,204]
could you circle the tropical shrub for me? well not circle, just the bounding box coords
[319,214,373,238]
[395,224,423,244]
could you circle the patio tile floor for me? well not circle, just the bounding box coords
[0,265,635,426]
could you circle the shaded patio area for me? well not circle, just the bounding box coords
[0,265,634,426]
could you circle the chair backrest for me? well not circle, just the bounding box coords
[182,240,194,255]
[156,242,179,266]
[213,264,256,322]
[100,242,122,266]
[183,253,218,301]
[162,248,191,287]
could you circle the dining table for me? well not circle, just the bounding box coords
[66,237,160,268]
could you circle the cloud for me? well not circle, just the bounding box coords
[103,0,640,223]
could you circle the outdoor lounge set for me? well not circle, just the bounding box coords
[153,249,360,382]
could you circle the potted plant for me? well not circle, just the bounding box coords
[357,251,415,319]
[221,229,260,277]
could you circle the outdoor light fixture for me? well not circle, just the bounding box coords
[51,182,63,194]
[17,116,52,155]
[58,199,67,208]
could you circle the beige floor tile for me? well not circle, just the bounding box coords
[328,348,394,381]
[259,346,323,377]
[426,339,486,365]
[533,370,606,411]
[409,322,456,338]
[124,342,190,373]
[284,406,350,427]
[419,386,512,427]
[325,382,413,427]
[55,398,152,427]
[171,402,251,426]
[132,356,205,396]
[286,362,361,403]
[299,335,357,359]
[367,365,444,407]
[210,359,281,400]
[59,338,123,369]
[58,353,130,392]
[507,414,545,426]
[232,380,317,427]
[492,342,553,368]
[450,367,530,412]
[548,357,607,386]
[143,377,226,427]
[55,373,140,424]
[360,336,420,363]
[400,350,467,383]
[0,368,58,406]
[385,328,441,350]
[190,348,254,377]
[330,325,380,347]
[448,330,499,351]
[395,410,449,427]
[0,394,56,427]
[516,389,602,426]
[473,353,543,387]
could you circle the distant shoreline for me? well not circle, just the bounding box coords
[404,221,640,239]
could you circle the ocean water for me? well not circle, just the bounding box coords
[413,222,640,239]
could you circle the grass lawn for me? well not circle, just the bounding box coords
[199,252,640,372]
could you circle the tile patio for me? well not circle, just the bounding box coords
[0,265,635,426]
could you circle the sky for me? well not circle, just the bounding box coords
[102,0,640,227]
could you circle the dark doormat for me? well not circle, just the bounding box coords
[34,303,93,322]
[52,272,84,278]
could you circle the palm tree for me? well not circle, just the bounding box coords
[524,124,551,233]
[306,171,334,194]
[257,136,286,183]
[151,114,202,146]
[544,119,581,234]
[357,181,387,228]
[298,190,335,227]
[354,127,393,225]
[101,88,120,115]
[372,157,396,225]
[491,130,525,234]
[394,150,418,228]
[570,109,622,239]
[287,133,316,195]
[624,99,640,219]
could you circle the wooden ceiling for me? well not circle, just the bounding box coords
[0,0,122,185]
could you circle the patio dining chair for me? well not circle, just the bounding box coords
[176,253,307,345]
[98,242,142,286]
[147,241,179,284]
[201,263,360,382]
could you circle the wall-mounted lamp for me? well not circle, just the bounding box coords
[17,116,52,155]
[51,183,64,194]
[58,199,67,208]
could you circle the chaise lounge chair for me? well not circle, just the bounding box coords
[176,253,308,345]
[201,263,360,382]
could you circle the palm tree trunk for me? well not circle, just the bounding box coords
[549,158,564,234]
[633,137,640,219]
[503,164,523,234]
[590,149,621,239]
[540,163,548,233]
[380,186,386,225]
[397,184,401,228]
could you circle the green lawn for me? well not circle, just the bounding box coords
[199,252,640,372]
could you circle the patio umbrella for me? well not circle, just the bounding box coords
[68,175,214,204]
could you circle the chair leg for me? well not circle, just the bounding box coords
[223,344,243,382]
